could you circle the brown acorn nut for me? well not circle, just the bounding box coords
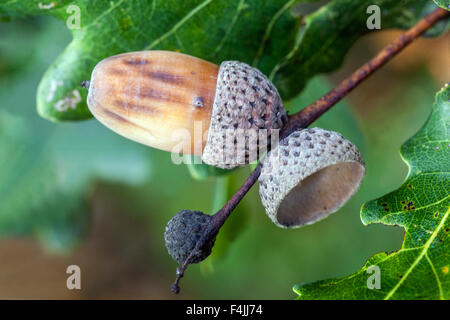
[86,51,287,169]
[258,128,365,228]
[87,51,218,155]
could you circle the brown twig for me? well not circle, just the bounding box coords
[171,7,449,294]
[284,7,449,136]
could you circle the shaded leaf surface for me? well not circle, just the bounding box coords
[294,84,450,300]
[0,0,442,121]
[0,110,151,251]
[0,19,152,251]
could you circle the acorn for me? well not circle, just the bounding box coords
[164,210,216,265]
[86,50,287,169]
[258,128,365,228]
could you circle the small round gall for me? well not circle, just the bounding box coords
[164,210,215,265]
[258,128,365,228]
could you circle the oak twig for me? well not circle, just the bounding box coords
[171,7,450,294]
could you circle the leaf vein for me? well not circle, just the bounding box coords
[144,0,214,50]
[212,0,246,56]
[252,0,296,68]
[383,208,449,300]
[425,253,444,300]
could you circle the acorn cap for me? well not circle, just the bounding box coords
[202,61,287,169]
[258,128,365,228]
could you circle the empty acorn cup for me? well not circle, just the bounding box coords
[258,128,365,228]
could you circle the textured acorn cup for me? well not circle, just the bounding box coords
[86,51,287,168]
[164,210,216,265]
[258,128,365,228]
[201,61,287,169]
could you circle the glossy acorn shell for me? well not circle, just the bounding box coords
[87,51,219,155]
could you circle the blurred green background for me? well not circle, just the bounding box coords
[0,15,448,299]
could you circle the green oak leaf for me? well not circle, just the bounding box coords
[294,84,450,300]
[0,0,444,121]
[433,1,450,10]
[184,155,235,180]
